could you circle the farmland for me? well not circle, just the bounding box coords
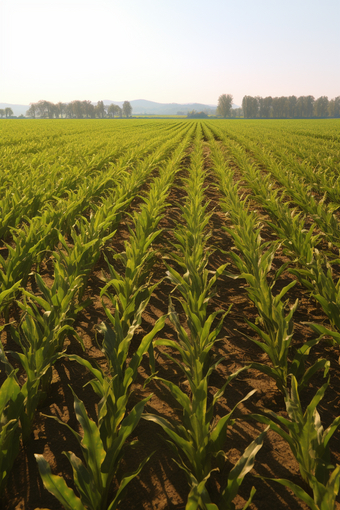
[1,118,340,510]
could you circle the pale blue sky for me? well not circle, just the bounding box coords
[1,0,339,105]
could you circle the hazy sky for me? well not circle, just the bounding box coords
[1,0,339,106]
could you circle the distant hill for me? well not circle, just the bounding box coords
[102,99,219,115]
[0,103,29,116]
[0,99,240,117]
[110,99,240,114]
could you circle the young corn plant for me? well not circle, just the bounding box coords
[252,375,340,510]
[290,250,340,348]
[102,199,164,329]
[33,133,194,509]
[7,302,70,442]
[101,133,193,353]
[146,302,267,509]
[0,251,93,445]
[0,281,22,319]
[228,155,322,266]
[225,144,340,354]
[144,131,266,509]
[210,136,328,393]
[1,255,84,441]
[53,128,191,304]
[0,352,24,495]
[0,369,24,495]
[0,187,42,241]
[21,260,87,351]
[220,141,340,355]
[0,285,27,494]
[246,144,340,248]
[146,295,266,509]
[35,311,166,510]
[0,220,55,320]
[55,219,117,301]
[228,240,327,393]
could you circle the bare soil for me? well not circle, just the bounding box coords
[1,140,340,510]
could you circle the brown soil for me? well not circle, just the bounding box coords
[1,135,340,510]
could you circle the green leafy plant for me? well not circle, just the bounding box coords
[0,353,24,495]
[252,375,340,509]
[36,309,165,510]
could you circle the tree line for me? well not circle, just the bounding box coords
[26,100,132,119]
[0,108,14,118]
[2,95,339,120]
[242,95,340,119]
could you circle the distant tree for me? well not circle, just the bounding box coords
[303,96,315,117]
[115,105,123,118]
[68,100,83,118]
[26,103,37,118]
[233,108,243,118]
[187,110,208,119]
[217,94,233,118]
[287,95,297,118]
[5,107,13,118]
[329,96,340,118]
[122,101,132,118]
[258,96,272,118]
[272,96,288,118]
[242,96,259,118]
[296,96,304,117]
[240,94,335,119]
[230,107,243,118]
[314,96,329,118]
[95,100,105,118]
[107,104,117,118]
[55,102,66,118]
[64,103,73,118]
[241,96,249,117]
[0,109,5,118]
[82,100,94,118]
[35,100,49,118]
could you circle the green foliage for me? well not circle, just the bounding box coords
[253,376,340,509]
[36,312,165,510]
[0,366,24,495]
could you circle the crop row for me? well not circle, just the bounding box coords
[1,119,340,510]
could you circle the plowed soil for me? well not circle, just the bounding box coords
[1,137,340,510]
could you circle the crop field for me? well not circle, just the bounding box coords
[1,118,340,510]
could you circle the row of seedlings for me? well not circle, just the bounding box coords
[208,124,340,352]
[0,123,191,496]
[209,122,340,248]
[31,123,196,509]
[0,121,189,318]
[206,126,340,510]
[144,124,267,510]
